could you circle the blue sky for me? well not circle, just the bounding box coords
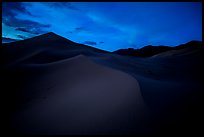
[2,2,202,51]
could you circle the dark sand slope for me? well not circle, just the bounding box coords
[1,33,203,135]
[5,55,146,135]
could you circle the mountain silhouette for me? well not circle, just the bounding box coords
[1,32,109,65]
[113,41,202,57]
[1,32,108,52]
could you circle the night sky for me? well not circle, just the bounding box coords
[2,2,202,51]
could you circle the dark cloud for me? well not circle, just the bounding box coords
[45,2,79,11]
[83,41,97,45]
[16,27,31,33]
[16,27,43,35]
[2,37,18,43]
[2,2,27,27]
[15,26,49,35]
[69,27,88,34]
[17,35,27,40]
[3,15,50,35]
[2,2,50,36]
[75,27,84,31]
[2,2,26,16]
[65,2,79,11]
[41,24,51,28]
[5,18,51,29]
[2,2,33,17]
[74,27,87,33]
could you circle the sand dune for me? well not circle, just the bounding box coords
[2,54,147,135]
[1,33,203,135]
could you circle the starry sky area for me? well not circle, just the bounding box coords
[2,2,202,51]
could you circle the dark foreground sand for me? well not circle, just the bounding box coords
[0,33,203,135]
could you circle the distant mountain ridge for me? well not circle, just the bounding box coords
[113,41,202,57]
[1,32,202,58]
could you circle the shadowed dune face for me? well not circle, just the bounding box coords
[7,55,147,135]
